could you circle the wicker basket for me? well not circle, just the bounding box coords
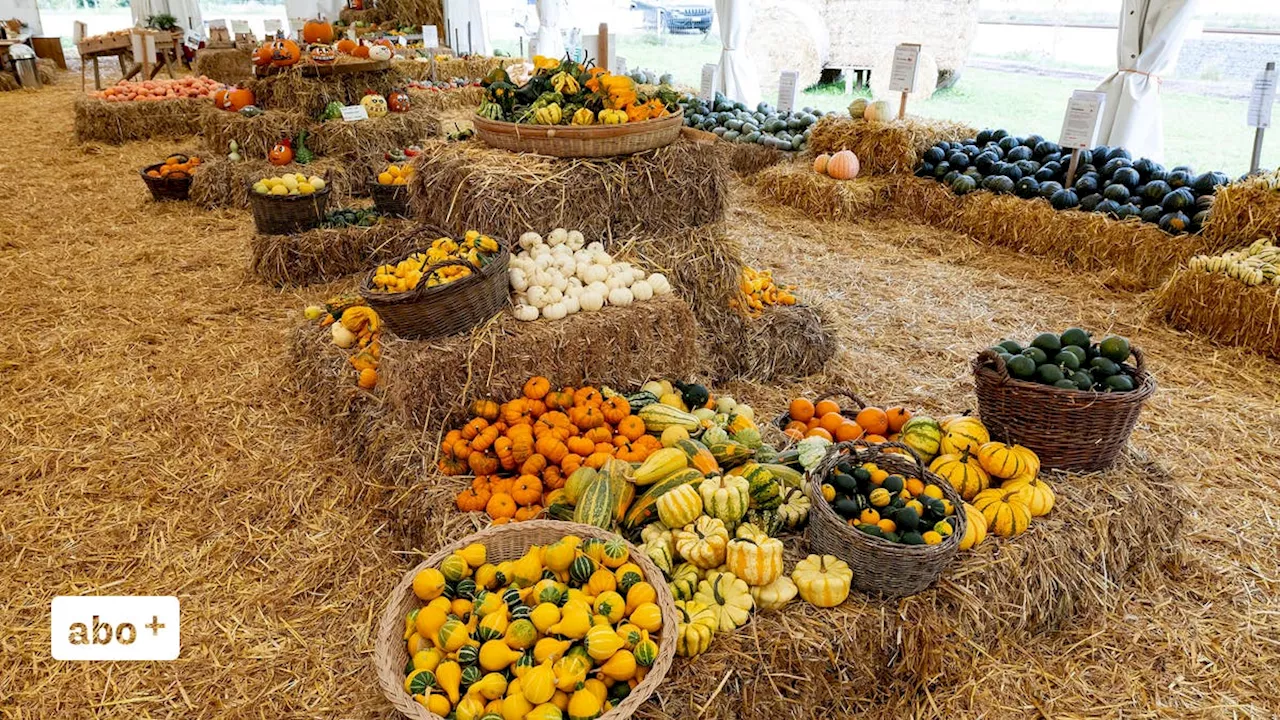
[369,180,411,218]
[140,162,193,201]
[772,388,866,432]
[373,520,679,720]
[248,185,331,235]
[472,110,684,158]
[359,239,510,340]
[806,440,966,599]
[972,348,1156,472]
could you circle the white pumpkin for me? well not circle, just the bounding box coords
[579,290,605,312]
[544,287,563,305]
[573,250,593,265]
[509,268,529,292]
[367,44,393,61]
[513,304,539,322]
[566,230,585,250]
[542,302,567,320]
[548,272,568,293]
[562,294,580,314]
[587,241,604,253]
[579,263,608,284]
[648,273,672,294]
[548,227,569,246]
[519,232,542,250]
[331,322,357,348]
[631,279,653,301]
[586,281,609,297]
[606,274,631,290]
[608,286,634,307]
[526,286,549,309]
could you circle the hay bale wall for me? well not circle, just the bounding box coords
[380,294,700,428]
[200,108,314,160]
[807,115,976,175]
[1202,172,1280,249]
[194,47,254,85]
[408,139,729,240]
[189,156,361,209]
[307,108,438,159]
[250,219,425,287]
[1155,270,1280,359]
[73,97,208,144]
[245,66,411,117]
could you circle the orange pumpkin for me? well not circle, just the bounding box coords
[545,388,574,410]
[471,398,500,421]
[511,475,543,505]
[269,38,302,67]
[520,454,548,477]
[513,505,543,522]
[826,150,861,180]
[601,396,630,425]
[225,87,255,111]
[813,153,831,175]
[351,43,371,59]
[268,136,294,166]
[302,18,335,44]
[456,487,490,512]
[617,415,646,441]
[486,492,517,519]
[573,387,602,407]
[253,43,274,67]
[335,38,357,55]
[524,376,550,400]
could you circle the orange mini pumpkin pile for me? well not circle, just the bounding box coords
[783,396,913,445]
[146,154,202,180]
[449,377,662,523]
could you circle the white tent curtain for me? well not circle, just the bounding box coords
[442,0,491,55]
[1094,0,1199,161]
[129,0,204,38]
[714,0,760,108]
[534,0,565,60]
[285,0,344,24]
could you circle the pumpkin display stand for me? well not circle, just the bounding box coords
[249,218,421,287]
[73,96,210,145]
[1155,270,1280,361]
[472,110,684,158]
[190,156,361,209]
[807,114,980,176]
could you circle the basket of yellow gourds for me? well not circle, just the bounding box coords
[358,229,509,339]
[373,519,679,720]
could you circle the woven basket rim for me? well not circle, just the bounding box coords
[246,183,333,202]
[807,440,966,555]
[472,108,684,138]
[372,520,679,720]
[359,240,509,305]
[139,162,196,183]
[973,347,1157,404]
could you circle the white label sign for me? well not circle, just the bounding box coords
[264,19,282,35]
[231,20,251,34]
[422,25,438,47]
[615,56,627,77]
[341,104,369,122]
[347,26,356,41]
[700,63,717,102]
[1248,66,1277,129]
[1059,90,1107,149]
[889,43,921,94]
[777,70,799,112]
[52,596,180,661]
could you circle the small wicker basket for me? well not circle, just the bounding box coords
[248,184,331,235]
[359,238,510,339]
[806,440,966,599]
[472,110,684,158]
[369,180,412,218]
[972,348,1156,472]
[140,162,193,201]
[373,520,679,720]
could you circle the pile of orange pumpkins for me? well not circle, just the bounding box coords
[252,18,399,71]
[813,150,861,181]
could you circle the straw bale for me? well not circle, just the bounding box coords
[0,71,18,91]
[734,304,837,380]
[1202,171,1280,249]
[1155,269,1280,359]
[250,218,425,287]
[188,156,361,209]
[749,1,828,93]
[307,107,438,159]
[719,141,793,176]
[339,7,387,25]
[288,320,387,453]
[193,46,254,85]
[375,0,443,28]
[807,114,976,175]
[747,163,904,222]
[408,139,728,241]
[433,55,518,83]
[824,0,979,78]
[409,84,484,112]
[200,107,314,160]
[73,95,208,144]
[37,57,57,85]
[392,58,435,81]
[379,294,699,429]
[245,65,411,117]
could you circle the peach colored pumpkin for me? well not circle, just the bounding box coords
[813,153,830,175]
[827,150,860,180]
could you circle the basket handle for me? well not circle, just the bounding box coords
[814,388,867,411]
[975,348,1011,386]
[1128,346,1145,373]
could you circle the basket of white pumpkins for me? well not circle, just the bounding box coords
[508,228,675,322]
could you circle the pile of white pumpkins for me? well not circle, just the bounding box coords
[508,228,674,322]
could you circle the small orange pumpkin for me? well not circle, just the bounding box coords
[269,38,302,67]
[826,150,860,181]
[268,136,294,166]
[335,38,357,55]
[302,17,335,44]
[524,376,551,400]
[511,475,543,506]
[486,492,517,519]
[813,153,831,175]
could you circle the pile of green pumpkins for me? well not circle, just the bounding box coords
[988,328,1139,392]
[679,93,823,152]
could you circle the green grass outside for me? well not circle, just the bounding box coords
[610,34,1275,176]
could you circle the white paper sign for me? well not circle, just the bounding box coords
[700,63,717,102]
[1247,66,1277,129]
[889,43,921,94]
[231,20,251,34]
[208,19,227,30]
[777,70,799,113]
[1058,90,1107,150]
[341,104,369,122]
[264,19,282,36]
[422,25,438,47]
[615,56,627,77]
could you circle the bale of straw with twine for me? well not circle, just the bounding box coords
[1154,269,1280,359]
[807,115,977,176]
[249,219,424,287]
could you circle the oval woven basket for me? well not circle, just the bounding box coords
[248,184,331,235]
[368,180,412,218]
[373,519,680,720]
[806,440,966,599]
[972,348,1156,472]
[772,388,866,433]
[139,162,193,201]
[472,110,684,157]
[358,237,510,340]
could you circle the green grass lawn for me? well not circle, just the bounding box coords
[606,35,1275,176]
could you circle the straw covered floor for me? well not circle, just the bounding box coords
[408,138,729,240]
[1154,269,1280,359]
[4,76,1280,720]
[807,115,978,175]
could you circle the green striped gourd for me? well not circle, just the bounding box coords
[620,469,703,530]
[739,463,782,510]
[573,475,615,530]
[709,441,755,468]
[638,403,700,433]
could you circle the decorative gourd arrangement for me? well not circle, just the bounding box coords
[508,229,672,323]
[304,295,382,389]
[729,266,797,317]
[988,327,1138,392]
[477,56,678,126]
[252,172,326,197]
[368,232,499,294]
[376,163,414,186]
[816,455,961,547]
[387,88,412,113]
[1187,238,1280,287]
[399,536,664,719]
[813,149,860,180]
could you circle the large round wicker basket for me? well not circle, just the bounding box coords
[472,110,684,157]
[972,348,1156,472]
[373,520,679,720]
[806,440,966,599]
[248,185,331,235]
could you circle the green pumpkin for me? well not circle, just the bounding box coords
[320,100,344,121]
[569,555,597,586]
[669,562,702,601]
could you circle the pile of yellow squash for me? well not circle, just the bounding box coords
[369,230,499,294]
[402,535,663,720]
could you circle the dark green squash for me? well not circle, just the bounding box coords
[1159,211,1191,234]
[1050,188,1079,210]
[1161,187,1195,212]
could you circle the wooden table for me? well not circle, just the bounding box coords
[122,30,183,82]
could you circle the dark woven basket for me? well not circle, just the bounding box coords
[772,388,866,432]
[972,348,1156,472]
[359,237,510,340]
[140,162,193,201]
[368,180,411,218]
[806,440,966,599]
[248,185,332,235]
